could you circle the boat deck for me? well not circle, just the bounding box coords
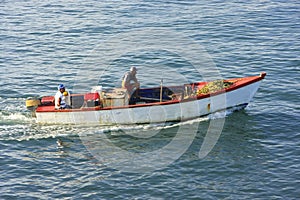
[35,73,266,113]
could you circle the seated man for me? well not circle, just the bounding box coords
[55,84,71,109]
[121,67,140,96]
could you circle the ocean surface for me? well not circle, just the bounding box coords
[1,0,299,199]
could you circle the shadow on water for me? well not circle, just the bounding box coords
[169,109,268,169]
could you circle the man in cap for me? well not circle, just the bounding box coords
[122,67,140,95]
[55,84,70,109]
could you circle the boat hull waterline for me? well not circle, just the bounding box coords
[27,73,266,125]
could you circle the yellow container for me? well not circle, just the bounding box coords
[26,97,41,109]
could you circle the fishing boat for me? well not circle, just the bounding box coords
[26,72,266,124]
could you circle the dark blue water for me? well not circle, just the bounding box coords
[1,0,299,199]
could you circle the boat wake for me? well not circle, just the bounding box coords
[0,102,245,141]
[0,111,34,124]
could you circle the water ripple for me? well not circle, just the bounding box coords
[1,0,299,199]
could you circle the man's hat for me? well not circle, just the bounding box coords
[58,84,65,90]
